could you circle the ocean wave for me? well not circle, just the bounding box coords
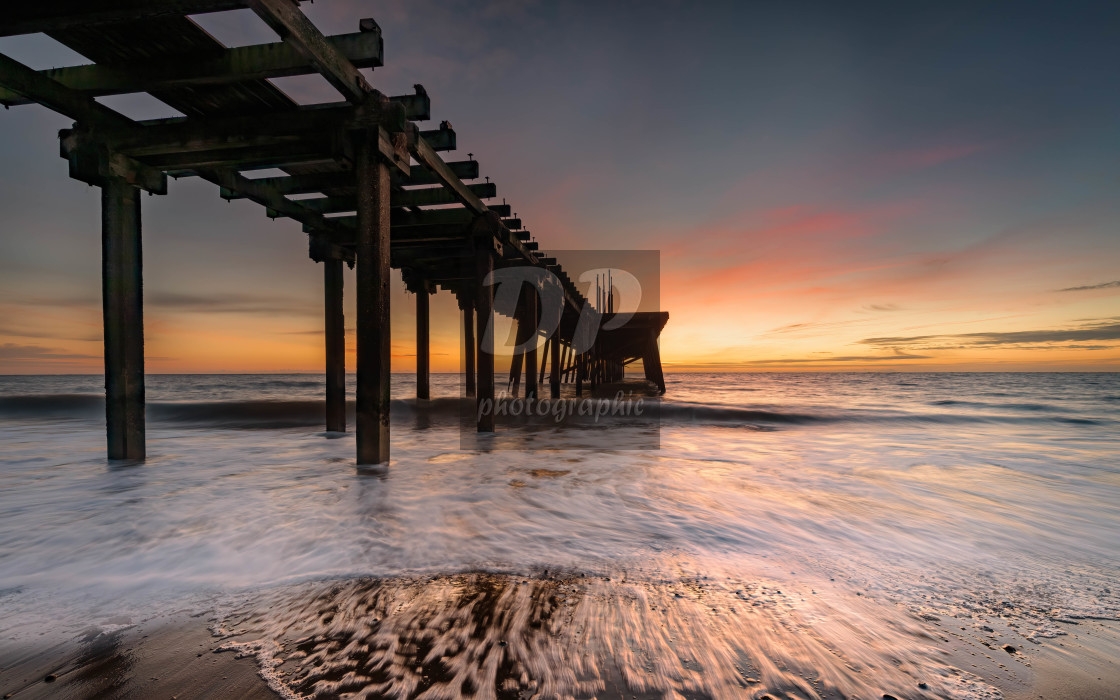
[0,393,103,418]
[659,401,1107,427]
[0,394,1110,430]
[929,399,1062,412]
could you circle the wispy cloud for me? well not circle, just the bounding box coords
[0,343,98,360]
[862,303,902,312]
[762,317,879,337]
[1058,280,1120,292]
[147,292,317,316]
[0,324,99,342]
[875,141,994,173]
[747,349,931,364]
[861,320,1120,348]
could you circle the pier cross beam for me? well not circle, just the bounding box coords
[0,4,669,466]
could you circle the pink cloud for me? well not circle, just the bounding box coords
[876,141,993,172]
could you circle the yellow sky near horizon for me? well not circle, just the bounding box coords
[2,258,1117,375]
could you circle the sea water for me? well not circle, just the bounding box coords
[1,373,1118,699]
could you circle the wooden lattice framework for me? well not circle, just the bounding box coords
[0,0,668,464]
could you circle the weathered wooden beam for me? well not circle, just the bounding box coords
[224,172,352,199]
[135,140,343,171]
[386,227,471,242]
[0,1,255,36]
[320,205,511,230]
[127,98,421,149]
[394,182,495,207]
[218,161,478,200]
[405,160,478,186]
[316,199,510,219]
[408,126,548,282]
[62,139,167,195]
[297,183,496,214]
[419,126,456,152]
[0,52,131,130]
[304,221,472,246]
[107,120,405,177]
[0,31,384,106]
[392,89,430,122]
[410,132,487,217]
[106,110,351,157]
[309,234,355,265]
[199,167,342,236]
[248,0,372,104]
[3,61,170,194]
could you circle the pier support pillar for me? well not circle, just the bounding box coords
[461,297,476,398]
[643,331,666,394]
[576,352,585,396]
[475,248,496,432]
[539,337,550,385]
[102,177,145,461]
[509,341,523,397]
[416,285,430,401]
[355,130,391,465]
[550,330,561,398]
[324,257,346,432]
[524,284,538,400]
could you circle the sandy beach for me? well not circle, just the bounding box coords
[4,572,1118,700]
[0,615,272,700]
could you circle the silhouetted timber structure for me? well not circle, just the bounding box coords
[0,1,668,464]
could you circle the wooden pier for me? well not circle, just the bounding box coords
[0,1,668,465]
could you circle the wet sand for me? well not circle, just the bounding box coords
[3,575,1117,699]
[0,614,274,700]
[933,615,1120,700]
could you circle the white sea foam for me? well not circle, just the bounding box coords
[1,372,1118,697]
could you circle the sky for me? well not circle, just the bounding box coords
[1,0,1118,373]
